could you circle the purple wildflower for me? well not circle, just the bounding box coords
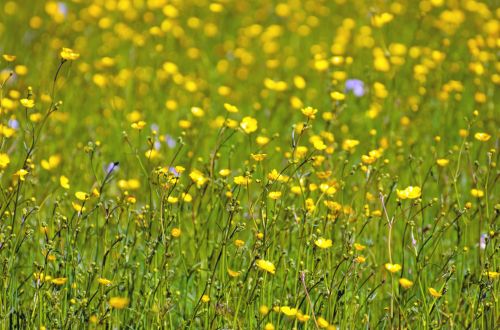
[345,79,365,97]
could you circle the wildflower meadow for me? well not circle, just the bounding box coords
[0,0,498,329]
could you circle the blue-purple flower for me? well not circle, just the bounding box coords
[345,79,365,97]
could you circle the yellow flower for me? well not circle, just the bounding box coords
[314,238,333,249]
[98,278,112,286]
[259,305,269,315]
[41,155,61,170]
[396,186,421,199]
[75,191,89,201]
[233,175,251,185]
[428,287,442,298]
[219,168,231,177]
[474,132,491,142]
[317,316,330,328]
[201,294,210,303]
[72,202,86,213]
[371,12,394,27]
[191,106,205,117]
[385,263,402,273]
[296,312,310,322]
[342,139,359,151]
[131,121,146,130]
[301,106,318,119]
[264,323,275,330]
[227,268,241,277]
[20,98,35,108]
[256,259,276,274]
[14,169,28,181]
[436,158,449,167]
[353,243,366,251]
[234,239,245,247]
[109,297,130,309]
[0,153,10,169]
[484,271,499,280]
[354,256,366,263]
[268,191,282,200]
[171,227,181,238]
[399,278,414,289]
[240,116,258,134]
[189,169,208,187]
[60,175,70,189]
[2,54,16,62]
[470,188,484,198]
[51,277,67,285]
[223,103,238,113]
[280,306,297,317]
[250,153,267,161]
[330,91,346,101]
[60,48,80,61]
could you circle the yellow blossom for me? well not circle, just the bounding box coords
[399,278,414,289]
[60,175,70,189]
[474,132,491,141]
[51,277,67,285]
[171,227,181,237]
[109,297,130,309]
[428,287,442,298]
[0,153,10,168]
[280,306,297,317]
[314,238,333,249]
[75,191,89,201]
[223,103,238,113]
[60,47,80,60]
[240,116,258,134]
[436,158,449,167]
[227,268,241,277]
[470,189,484,198]
[268,191,282,200]
[301,106,318,119]
[14,169,28,181]
[20,98,35,108]
[72,202,86,213]
[385,263,402,273]
[98,278,112,286]
[397,186,421,199]
[256,259,276,274]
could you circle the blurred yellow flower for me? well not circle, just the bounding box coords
[397,186,421,199]
[171,228,181,238]
[428,287,442,298]
[240,116,258,134]
[0,153,10,169]
[474,132,491,141]
[470,188,484,198]
[75,191,89,201]
[20,98,35,108]
[60,175,70,189]
[256,259,276,274]
[301,106,318,119]
[268,191,282,200]
[399,278,414,289]
[314,238,333,249]
[109,296,130,309]
[385,263,402,273]
[436,158,449,166]
[227,268,241,277]
[14,169,28,181]
[98,278,112,286]
[51,277,67,285]
[60,47,80,61]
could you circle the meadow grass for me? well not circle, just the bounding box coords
[0,0,498,329]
